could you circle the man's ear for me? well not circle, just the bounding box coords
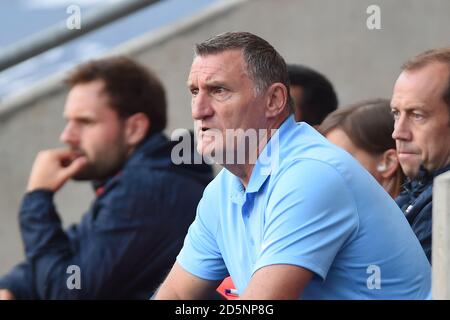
[379,148,399,179]
[124,113,150,147]
[265,83,288,118]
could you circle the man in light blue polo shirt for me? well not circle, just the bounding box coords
[155,32,431,299]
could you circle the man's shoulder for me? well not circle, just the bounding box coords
[272,124,374,194]
[118,162,170,188]
[270,152,353,191]
[277,123,356,172]
[92,161,204,223]
[122,133,213,187]
[266,157,358,215]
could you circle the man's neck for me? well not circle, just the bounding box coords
[224,115,289,188]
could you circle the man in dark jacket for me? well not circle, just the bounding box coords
[391,48,450,263]
[0,57,212,299]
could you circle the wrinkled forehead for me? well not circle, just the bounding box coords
[392,64,450,107]
[188,50,248,83]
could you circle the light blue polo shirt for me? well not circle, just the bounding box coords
[177,115,431,299]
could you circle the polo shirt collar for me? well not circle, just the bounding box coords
[229,115,295,199]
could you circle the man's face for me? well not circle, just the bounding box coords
[60,80,129,180]
[391,62,450,178]
[187,49,267,163]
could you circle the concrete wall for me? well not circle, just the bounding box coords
[1,0,450,274]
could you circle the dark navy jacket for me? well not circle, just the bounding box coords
[0,132,212,299]
[396,164,450,264]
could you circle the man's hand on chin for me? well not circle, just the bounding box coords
[26,149,88,193]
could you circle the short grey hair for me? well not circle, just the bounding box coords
[194,31,292,111]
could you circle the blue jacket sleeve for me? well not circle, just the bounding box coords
[18,190,80,299]
[17,179,168,299]
[0,262,36,299]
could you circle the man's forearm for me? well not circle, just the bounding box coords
[154,263,222,300]
[0,263,36,299]
[153,284,181,300]
[19,190,71,260]
[17,190,76,299]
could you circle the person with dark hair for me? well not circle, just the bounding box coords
[287,64,338,126]
[391,48,450,263]
[319,99,405,198]
[0,56,212,299]
[154,32,430,300]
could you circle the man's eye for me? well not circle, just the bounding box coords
[213,87,227,95]
[190,88,199,96]
[412,112,424,120]
[79,119,94,125]
[391,110,400,119]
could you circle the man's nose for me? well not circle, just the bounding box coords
[392,114,412,141]
[60,122,79,146]
[191,91,214,120]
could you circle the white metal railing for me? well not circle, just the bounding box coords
[432,170,450,299]
[0,0,160,72]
